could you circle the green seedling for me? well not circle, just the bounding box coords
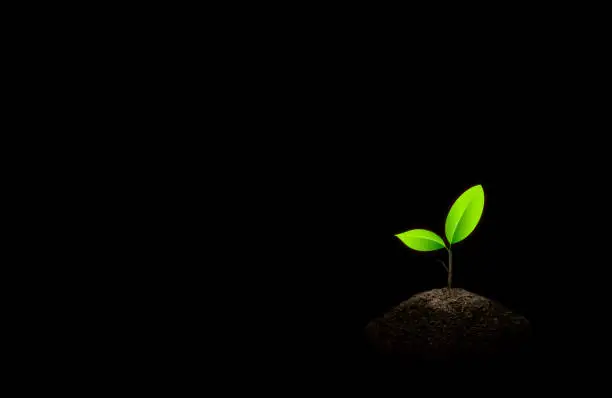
[395,184,485,292]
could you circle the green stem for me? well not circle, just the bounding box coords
[447,247,453,293]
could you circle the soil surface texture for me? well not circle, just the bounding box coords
[365,288,532,367]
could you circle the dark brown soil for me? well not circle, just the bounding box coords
[365,288,531,366]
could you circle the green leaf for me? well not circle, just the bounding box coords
[445,184,485,245]
[395,229,447,251]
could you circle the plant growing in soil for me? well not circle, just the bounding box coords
[395,184,485,292]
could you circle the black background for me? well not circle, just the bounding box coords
[37,9,609,390]
[154,31,607,389]
[166,110,606,389]
[161,137,607,391]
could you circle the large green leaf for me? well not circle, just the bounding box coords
[395,229,447,251]
[445,184,485,245]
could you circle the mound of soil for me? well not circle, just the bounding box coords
[365,288,532,365]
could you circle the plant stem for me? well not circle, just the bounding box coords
[447,248,453,293]
[437,259,448,272]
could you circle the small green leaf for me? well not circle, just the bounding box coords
[395,229,447,251]
[445,184,485,245]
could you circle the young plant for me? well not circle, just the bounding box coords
[395,184,485,292]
